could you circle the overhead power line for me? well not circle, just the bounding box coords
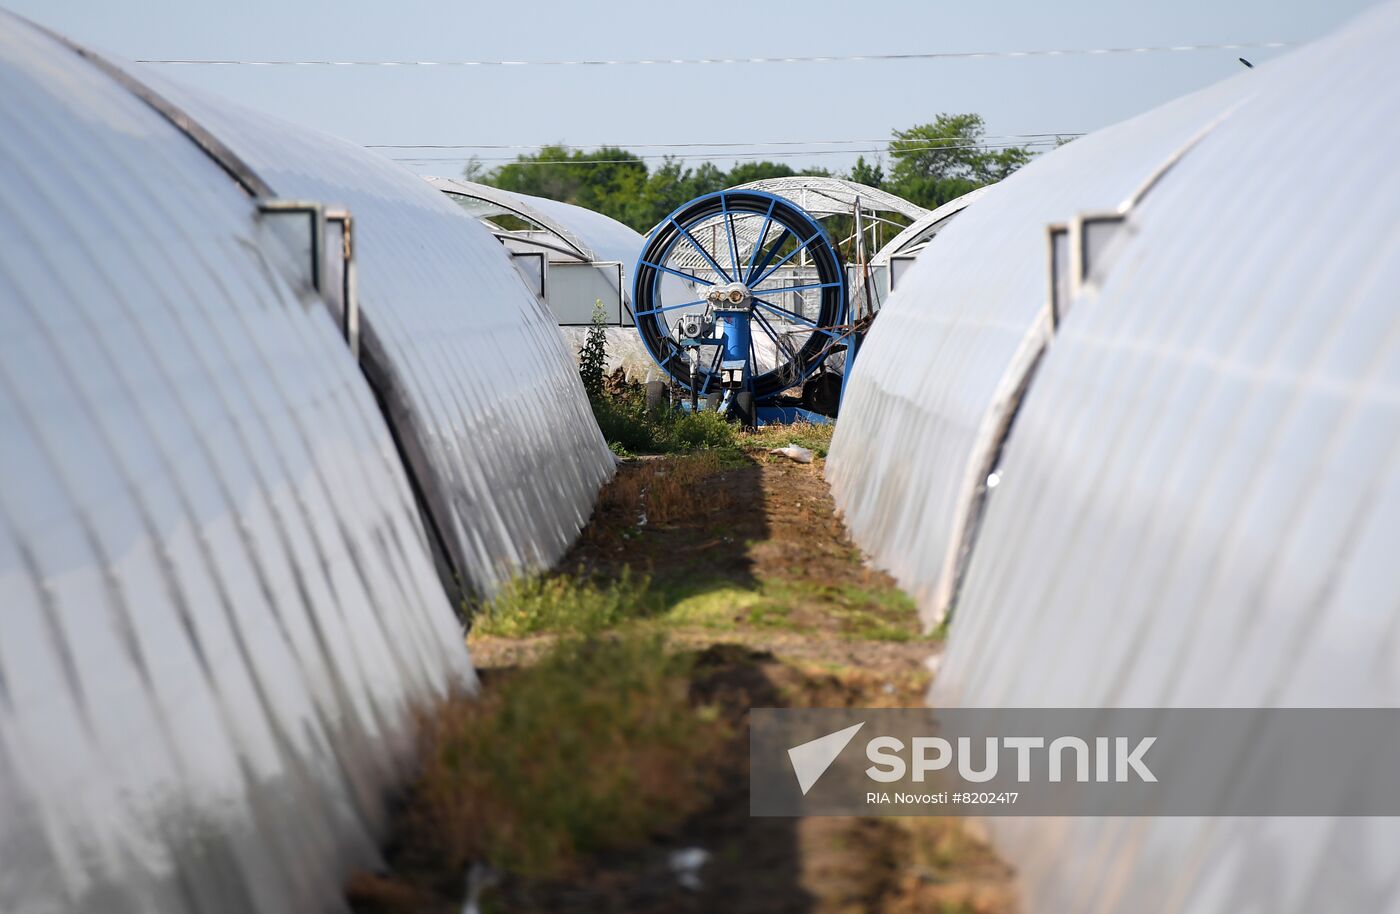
[367,133,1085,150]
[137,41,1291,67]
[388,140,1067,165]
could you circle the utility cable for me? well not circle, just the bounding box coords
[136,41,1291,67]
[388,139,1067,164]
[367,133,1085,149]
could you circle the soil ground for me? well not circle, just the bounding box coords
[353,440,1017,913]
[471,449,938,680]
[467,447,1016,914]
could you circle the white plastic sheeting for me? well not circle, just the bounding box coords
[935,4,1400,911]
[427,177,651,327]
[828,0,1400,910]
[868,186,989,268]
[137,70,616,599]
[732,176,928,222]
[0,15,471,914]
[504,187,644,271]
[827,66,1258,627]
[427,177,643,273]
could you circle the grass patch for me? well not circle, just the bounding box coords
[392,631,726,884]
[662,584,764,629]
[746,598,810,633]
[592,391,736,455]
[834,611,915,642]
[474,568,651,637]
[839,582,917,616]
[747,578,919,642]
[633,451,731,525]
[655,576,918,641]
[581,450,743,550]
[739,420,835,458]
[473,569,917,643]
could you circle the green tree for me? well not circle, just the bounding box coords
[488,145,647,227]
[887,113,1033,208]
[723,160,796,186]
[461,155,488,182]
[472,116,1034,232]
[848,155,884,189]
[621,159,728,230]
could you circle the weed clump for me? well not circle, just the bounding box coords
[739,420,835,457]
[399,631,725,882]
[578,300,608,398]
[591,389,736,455]
[474,567,651,637]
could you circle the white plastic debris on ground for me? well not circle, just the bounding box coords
[668,847,711,892]
[770,445,815,464]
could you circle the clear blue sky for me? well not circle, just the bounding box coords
[9,0,1378,177]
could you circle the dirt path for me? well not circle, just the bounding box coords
[457,447,1018,914]
[475,450,933,676]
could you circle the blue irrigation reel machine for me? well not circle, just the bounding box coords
[631,189,860,427]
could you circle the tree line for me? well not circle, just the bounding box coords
[468,113,1044,233]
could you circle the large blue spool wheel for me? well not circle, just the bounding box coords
[632,189,846,402]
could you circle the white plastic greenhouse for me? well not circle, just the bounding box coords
[0,12,610,914]
[428,176,643,325]
[829,2,1400,911]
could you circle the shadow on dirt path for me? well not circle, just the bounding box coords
[351,444,1015,914]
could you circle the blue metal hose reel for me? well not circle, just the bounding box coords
[631,189,856,425]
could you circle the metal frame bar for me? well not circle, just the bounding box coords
[258,199,327,291]
[257,200,360,357]
[325,208,359,358]
[887,254,919,294]
[1046,222,1068,331]
[511,250,547,298]
[1068,211,1125,302]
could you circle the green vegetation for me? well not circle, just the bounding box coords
[577,299,608,398]
[474,567,652,637]
[739,419,835,457]
[579,300,739,456]
[654,575,917,642]
[349,419,981,912]
[346,426,1012,914]
[660,584,765,628]
[397,631,725,881]
[591,389,736,456]
[471,112,1043,232]
[478,148,821,234]
[588,383,837,460]
[886,113,1035,209]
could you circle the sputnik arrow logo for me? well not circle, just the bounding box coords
[787,722,865,795]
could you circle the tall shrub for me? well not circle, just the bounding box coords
[579,299,608,398]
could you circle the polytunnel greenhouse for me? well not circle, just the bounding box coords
[868,187,989,291]
[826,64,1257,628]
[828,1,1400,911]
[134,72,616,605]
[5,0,1400,908]
[427,176,673,379]
[429,174,955,390]
[0,11,610,914]
[428,177,643,326]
